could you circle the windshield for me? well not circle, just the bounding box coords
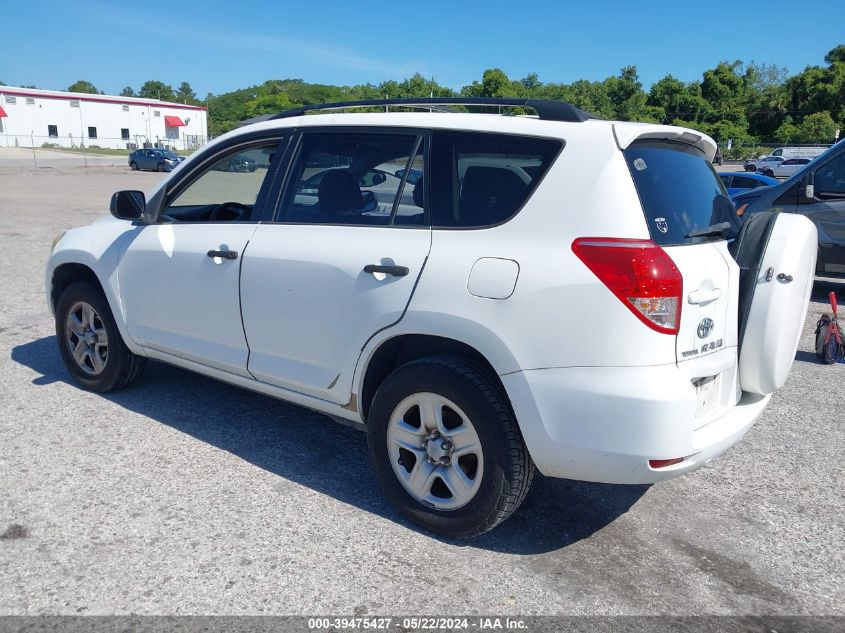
[624,140,739,245]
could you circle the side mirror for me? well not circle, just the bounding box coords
[802,172,815,201]
[372,172,387,185]
[110,190,146,220]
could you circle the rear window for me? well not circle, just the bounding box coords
[624,140,739,245]
[430,131,561,228]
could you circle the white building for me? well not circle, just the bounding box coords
[0,87,208,151]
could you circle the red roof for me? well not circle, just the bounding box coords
[0,105,6,118]
[164,115,186,127]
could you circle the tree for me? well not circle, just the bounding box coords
[480,68,516,97]
[773,116,800,143]
[175,81,197,104]
[824,45,845,65]
[139,80,175,101]
[797,111,836,143]
[0,81,5,86]
[120,86,135,97]
[520,73,542,91]
[604,65,647,120]
[67,80,99,94]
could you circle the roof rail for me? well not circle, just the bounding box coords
[270,98,598,123]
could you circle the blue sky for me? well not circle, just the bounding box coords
[2,0,843,97]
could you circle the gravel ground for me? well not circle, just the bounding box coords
[0,165,843,616]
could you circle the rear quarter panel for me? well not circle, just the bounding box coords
[362,122,678,379]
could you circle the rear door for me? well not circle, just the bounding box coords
[239,128,430,404]
[623,140,740,414]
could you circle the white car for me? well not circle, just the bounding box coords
[763,157,813,179]
[46,98,818,537]
[745,155,785,172]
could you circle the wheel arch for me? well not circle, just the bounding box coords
[358,333,511,422]
[48,255,144,357]
[50,262,104,311]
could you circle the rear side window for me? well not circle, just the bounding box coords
[624,140,738,245]
[733,175,764,189]
[429,131,561,228]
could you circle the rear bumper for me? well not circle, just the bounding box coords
[502,362,770,484]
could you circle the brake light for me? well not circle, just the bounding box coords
[572,238,682,335]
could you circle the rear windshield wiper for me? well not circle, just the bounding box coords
[685,221,733,239]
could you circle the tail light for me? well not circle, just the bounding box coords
[572,238,682,335]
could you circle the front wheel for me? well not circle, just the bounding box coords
[763,169,775,177]
[156,162,166,172]
[745,165,757,172]
[368,356,534,537]
[55,281,145,392]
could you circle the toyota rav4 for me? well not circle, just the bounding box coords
[47,98,817,537]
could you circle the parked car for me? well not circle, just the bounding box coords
[213,153,259,172]
[764,157,813,178]
[718,172,779,196]
[732,142,845,278]
[47,98,816,537]
[128,148,184,172]
[763,146,829,160]
[744,155,785,172]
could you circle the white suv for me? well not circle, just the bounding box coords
[47,98,818,537]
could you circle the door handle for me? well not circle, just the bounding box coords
[777,273,794,283]
[688,288,721,304]
[207,249,238,260]
[364,264,409,277]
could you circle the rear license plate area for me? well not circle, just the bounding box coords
[694,374,721,421]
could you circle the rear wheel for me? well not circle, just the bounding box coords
[368,356,534,537]
[55,281,145,392]
[130,161,138,171]
[746,164,757,172]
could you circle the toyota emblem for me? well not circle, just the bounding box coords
[697,318,714,339]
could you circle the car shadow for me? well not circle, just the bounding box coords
[11,336,648,555]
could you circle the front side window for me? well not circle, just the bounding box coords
[814,154,845,198]
[278,131,424,226]
[429,131,561,228]
[162,142,281,223]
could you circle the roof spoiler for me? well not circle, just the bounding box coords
[613,122,718,160]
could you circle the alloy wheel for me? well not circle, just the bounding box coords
[64,301,108,375]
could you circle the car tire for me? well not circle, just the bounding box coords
[130,161,139,171]
[368,355,534,538]
[156,162,166,172]
[55,281,145,393]
[746,165,756,172]
[763,169,775,177]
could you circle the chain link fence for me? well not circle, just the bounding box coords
[0,133,212,168]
